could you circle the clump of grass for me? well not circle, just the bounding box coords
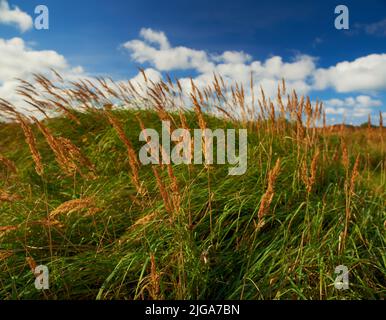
[0,71,385,300]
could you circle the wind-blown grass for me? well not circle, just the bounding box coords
[0,73,385,300]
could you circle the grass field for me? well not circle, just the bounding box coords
[0,73,385,299]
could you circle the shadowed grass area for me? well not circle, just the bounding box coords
[0,108,385,300]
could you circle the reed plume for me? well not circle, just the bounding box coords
[0,189,21,202]
[340,154,360,254]
[149,253,161,300]
[49,197,98,219]
[105,107,144,194]
[17,115,44,176]
[257,158,281,229]
[301,149,320,193]
[0,154,17,173]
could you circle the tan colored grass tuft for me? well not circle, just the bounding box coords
[0,225,18,232]
[349,154,360,196]
[26,256,37,274]
[17,115,44,176]
[0,154,17,173]
[131,212,158,229]
[341,141,349,171]
[34,119,76,174]
[57,136,96,175]
[49,197,99,220]
[0,250,13,262]
[0,189,21,202]
[0,225,19,239]
[152,166,173,215]
[33,118,95,177]
[257,158,281,229]
[149,253,161,299]
[301,149,320,193]
[105,108,144,194]
[340,154,361,254]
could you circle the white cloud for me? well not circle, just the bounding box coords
[123,28,317,99]
[1,26,384,122]
[313,54,386,92]
[123,36,214,73]
[0,0,33,32]
[139,28,170,50]
[0,37,85,115]
[324,95,382,118]
[124,28,386,101]
[122,29,386,122]
[214,51,252,64]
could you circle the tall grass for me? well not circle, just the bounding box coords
[0,71,385,299]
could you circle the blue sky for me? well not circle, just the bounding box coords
[0,0,386,124]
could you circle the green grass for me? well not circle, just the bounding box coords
[0,110,385,300]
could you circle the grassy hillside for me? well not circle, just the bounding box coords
[0,75,385,300]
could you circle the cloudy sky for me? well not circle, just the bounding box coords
[0,0,385,124]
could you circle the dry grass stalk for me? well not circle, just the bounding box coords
[166,162,180,215]
[323,111,327,132]
[49,197,98,220]
[301,149,320,193]
[341,154,360,253]
[34,119,95,177]
[349,154,360,196]
[380,111,384,145]
[281,78,286,96]
[331,146,339,163]
[130,212,157,229]
[0,225,18,232]
[105,108,144,194]
[0,189,21,202]
[26,256,37,274]
[136,113,179,213]
[178,111,194,168]
[149,253,161,299]
[0,225,19,239]
[48,99,81,124]
[341,141,349,172]
[152,166,173,215]
[191,94,212,166]
[57,137,96,175]
[0,154,17,173]
[17,115,44,176]
[0,250,13,261]
[257,158,281,229]
[34,119,76,174]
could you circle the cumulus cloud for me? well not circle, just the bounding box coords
[324,95,382,118]
[214,51,252,64]
[0,37,85,114]
[0,0,33,32]
[313,54,386,92]
[139,28,170,50]
[123,28,317,98]
[2,26,383,121]
[123,34,214,73]
[122,28,386,119]
[123,28,386,97]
